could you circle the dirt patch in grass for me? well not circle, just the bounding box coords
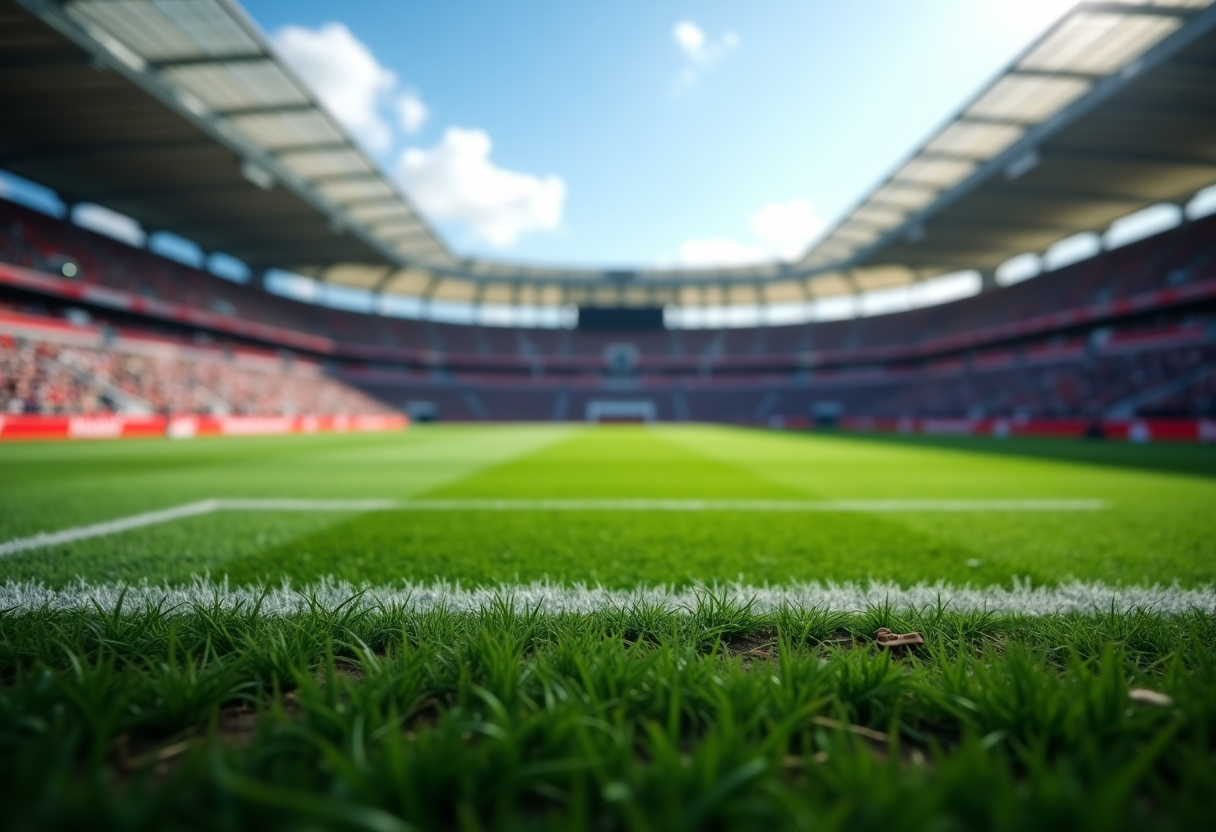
[724,628,777,657]
[111,699,271,783]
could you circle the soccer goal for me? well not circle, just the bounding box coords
[585,399,657,423]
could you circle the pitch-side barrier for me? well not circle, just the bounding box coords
[0,414,408,441]
[838,416,1216,443]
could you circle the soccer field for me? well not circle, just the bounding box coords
[4,424,1216,591]
[2,426,1216,831]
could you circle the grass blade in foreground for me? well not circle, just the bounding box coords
[1,599,1213,831]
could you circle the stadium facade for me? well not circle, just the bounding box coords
[2,0,1215,435]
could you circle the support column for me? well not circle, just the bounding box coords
[845,270,863,317]
[979,268,998,293]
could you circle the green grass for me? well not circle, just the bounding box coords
[2,425,1215,829]
[2,599,1214,831]
[834,430,1216,479]
[2,425,1215,588]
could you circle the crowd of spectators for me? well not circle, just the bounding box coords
[0,199,320,332]
[818,344,1216,420]
[1139,362,1216,418]
[345,339,1216,423]
[1,333,395,416]
[3,195,1214,364]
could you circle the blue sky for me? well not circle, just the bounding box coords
[242,0,1084,268]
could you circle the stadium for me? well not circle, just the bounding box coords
[1,0,1215,829]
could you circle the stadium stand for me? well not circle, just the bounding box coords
[0,319,394,417]
[2,195,1215,424]
[0,199,321,335]
[837,345,1216,419]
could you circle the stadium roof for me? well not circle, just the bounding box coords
[0,0,454,272]
[3,0,1216,311]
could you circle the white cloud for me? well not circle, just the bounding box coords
[270,23,563,250]
[748,198,823,260]
[398,127,565,247]
[72,203,145,247]
[673,21,706,56]
[677,199,822,267]
[273,22,430,152]
[678,237,768,268]
[672,20,739,94]
[396,90,429,135]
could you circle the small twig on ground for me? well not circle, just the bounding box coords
[875,627,925,649]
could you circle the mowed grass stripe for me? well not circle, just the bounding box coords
[656,425,1216,498]
[0,425,574,540]
[215,505,1190,590]
[0,497,1104,558]
[2,426,1215,589]
[425,427,807,499]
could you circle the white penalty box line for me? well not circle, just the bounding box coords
[0,497,1107,558]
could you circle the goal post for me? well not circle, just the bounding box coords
[585,400,657,423]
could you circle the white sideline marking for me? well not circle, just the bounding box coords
[0,500,221,558]
[1,577,1211,617]
[218,498,402,512]
[394,499,1107,512]
[0,497,1107,558]
[0,499,395,558]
